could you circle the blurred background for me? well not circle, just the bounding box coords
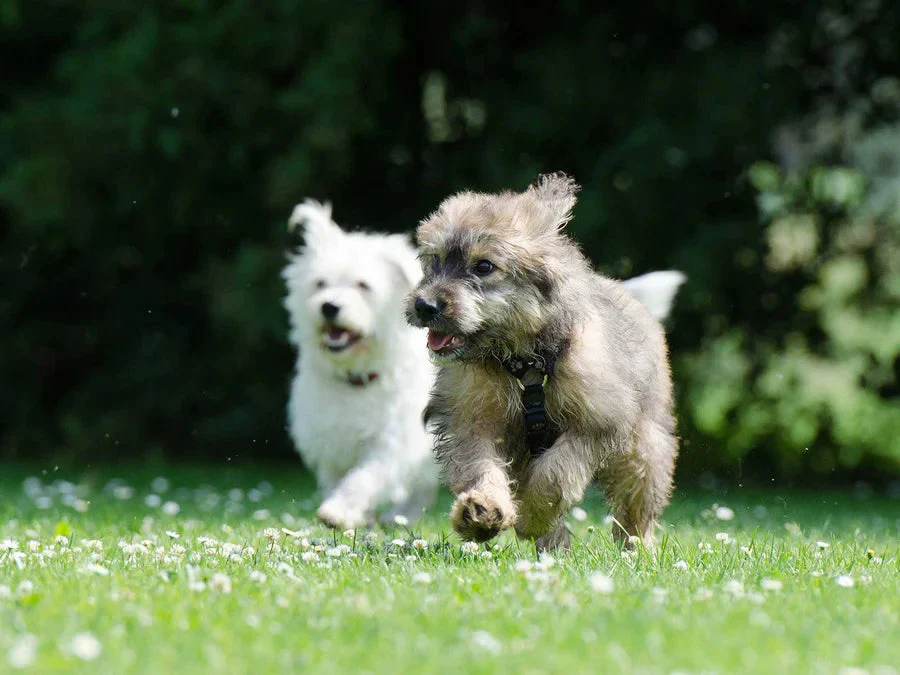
[1,0,898,484]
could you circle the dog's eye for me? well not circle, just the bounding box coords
[431,257,441,273]
[473,260,495,276]
[356,280,371,291]
[314,279,327,289]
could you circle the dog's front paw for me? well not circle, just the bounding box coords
[450,490,516,543]
[316,500,368,530]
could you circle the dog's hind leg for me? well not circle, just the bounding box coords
[534,520,571,552]
[600,420,677,548]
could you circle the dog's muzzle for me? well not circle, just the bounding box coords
[413,296,444,324]
[321,302,340,320]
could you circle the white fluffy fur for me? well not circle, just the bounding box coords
[283,200,437,528]
[621,271,686,322]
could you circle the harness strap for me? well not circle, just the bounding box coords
[500,352,560,456]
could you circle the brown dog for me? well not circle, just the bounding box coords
[406,173,678,551]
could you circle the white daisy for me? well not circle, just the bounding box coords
[83,564,109,577]
[836,575,854,588]
[715,506,735,521]
[589,573,614,594]
[150,477,170,493]
[536,553,556,570]
[570,506,588,522]
[470,630,502,655]
[694,587,714,601]
[514,560,533,572]
[723,579,744,596]
[276,562,295,575]
[113,485,135,500]
[760,578,783,591]
[69,632,101,661]
[209,573,232,594]
[7,634,38,669]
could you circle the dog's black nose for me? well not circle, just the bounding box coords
[414,297,442,322]
[321,302,340,320]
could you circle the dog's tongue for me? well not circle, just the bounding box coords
[427,330,453,352]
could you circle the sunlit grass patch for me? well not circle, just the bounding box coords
[1,466,899,673]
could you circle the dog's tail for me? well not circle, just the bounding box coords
[287,199,334,234]
[621,271,686,322]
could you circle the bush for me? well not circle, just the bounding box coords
[1,1,896,479]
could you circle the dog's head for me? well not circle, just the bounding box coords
[406,173,588,362]
[283,200,421,365]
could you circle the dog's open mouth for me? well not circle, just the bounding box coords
[321,327,362,352]
[427,330,466,355]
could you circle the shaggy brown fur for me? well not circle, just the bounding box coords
[406,173,678,551]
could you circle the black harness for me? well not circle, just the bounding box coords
[500,348,561,457]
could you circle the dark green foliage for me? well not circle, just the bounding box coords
[1,1,897,478]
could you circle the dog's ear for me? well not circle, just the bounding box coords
[380,234,423,288]
[287,199,344,248]
[526,172,580,232]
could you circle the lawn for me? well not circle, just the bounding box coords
[1,465,898,674]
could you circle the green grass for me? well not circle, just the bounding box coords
[1,465,899,674]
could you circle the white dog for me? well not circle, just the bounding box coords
[283,200,438,529]
[282,199,686,530]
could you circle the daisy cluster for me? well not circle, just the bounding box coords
[2,479,897,670]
